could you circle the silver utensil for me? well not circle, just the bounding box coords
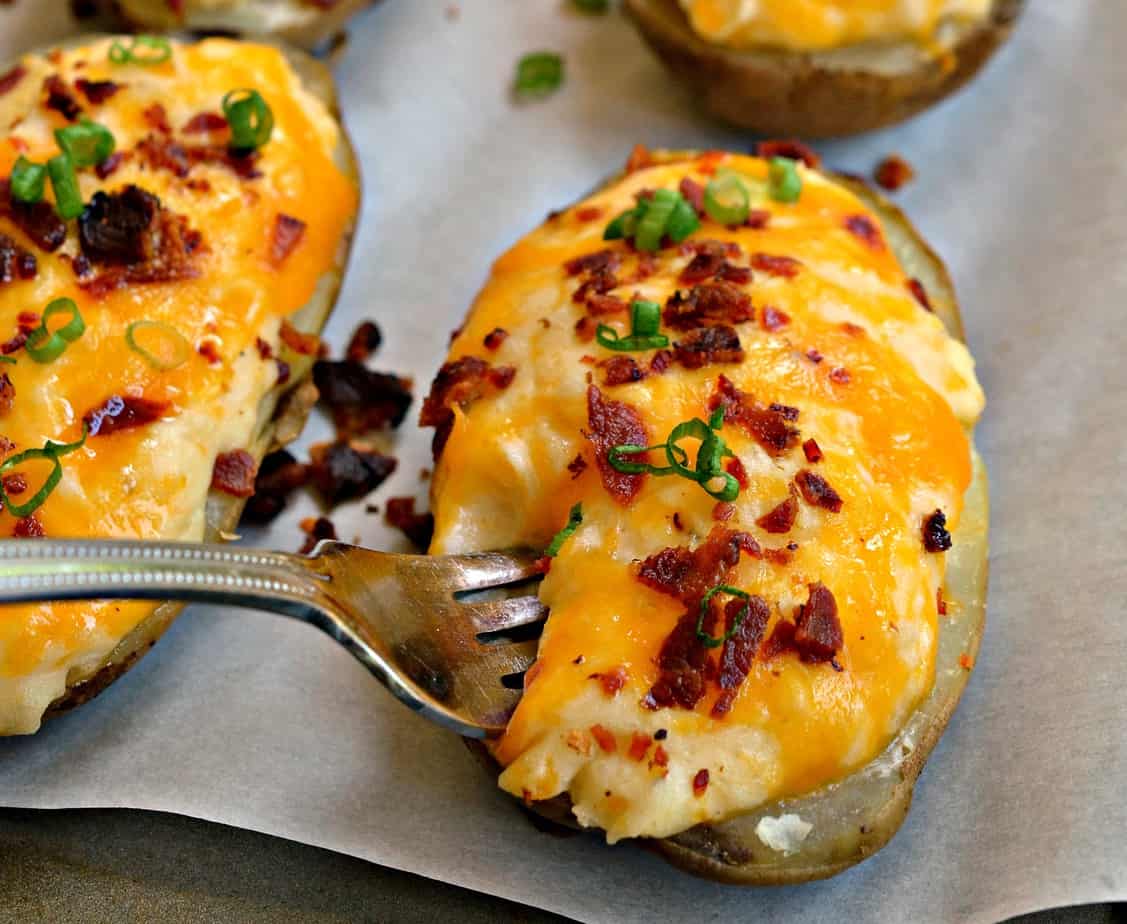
[0,539,547,738]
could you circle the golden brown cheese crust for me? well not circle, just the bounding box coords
[0,38,357,734]
[425,149,983,843]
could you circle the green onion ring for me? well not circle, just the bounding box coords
[55,121,116,168]
[10,157,46,204]
[222,89,274,152]
[0,425,88,518]
[768,157,803,204]
[47,153,83,220]
[665,197,700,243]
[697,585,751,648]
[545,503,583,557]
[109,35,173,66]
[26,298,85,364]
[704,171,750,225]
[125,320,191,371]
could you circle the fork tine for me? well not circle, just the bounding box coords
[418,550,545,593]
[463,595,548,634]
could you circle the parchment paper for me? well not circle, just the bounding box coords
[0,2,1122,922]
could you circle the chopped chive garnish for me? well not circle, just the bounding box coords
[768,157,802,203]
[697,585,751,648]
[125,320,191,371]
[608,409,739,501]
[25,298,85,363]
[10,157,47,203]
[704,170,750,225]
[602,187,699,251]
[55,121,116,168]
[514,52,564,98]
[0,425,88,518]
[222,89,274,152]
[0,356,15,364]
[545,503,583,557]
[109,35,173,66]
[47,153,83,220]
[596,299,669,352]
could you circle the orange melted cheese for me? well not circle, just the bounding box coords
[0,38,356,733]
[429,153,983,842]
[679,0,992,51]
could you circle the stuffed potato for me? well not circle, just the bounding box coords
[0,36,359,734]
[426,146,987,882]
[624,0,1024,137]
[83,1,380,51]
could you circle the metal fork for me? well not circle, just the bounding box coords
[0,539,548,738]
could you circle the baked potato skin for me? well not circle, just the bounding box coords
[18,41,361,725]
[624,0,1024,137]
[85,0,381,52]
[468,153,988,885]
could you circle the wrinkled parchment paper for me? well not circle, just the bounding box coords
[1,3,1123,922]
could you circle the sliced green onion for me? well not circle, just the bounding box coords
[704,170,750,225]
[223,89,274,152]
[634,188,677,252]
[545,503,583,557]
[665,197,700,242]
[0,356,15,364]
[697,585,751,648]
[126,320,191,371]
[47,153,83,220]
[109,35,173,66]
[603,206,640,241]
[55,121,116,168]
[0,425,88,518]
[595,299,669,352]
[10,157,47,204]
[25,298,85,364]
[573,0,609,11]
[768,157,802,203]
[514,52,564,98]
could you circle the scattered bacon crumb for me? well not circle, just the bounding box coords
[794,583,843,662]
[663,281,753,330]
[95,150,125,180]
[628,732,651,762]
[760,305,790,331]
[211,450,258,497]
[315,360,413,438]
[692,768,710,796]
[874,155,916,192]
[567,452,588,479]
[805,348,823,364]
[43,75,82,121]
[308,440,397,506]
[671,512,684,532]
[745,209,770,229]
[197,340,221,365]
[600,355,645,386]
[802,439,823,463]
[959,653,974,670]
[299,516,337,555]
[624,143,652,173]
[923,509,953,553]
[725,456,748,489]
[757,493,798,534]
[385,496,435,550]
[937,588,948,616]
[269,214,307,267]
[673,324,744,369]
[712,501,735,522]
[2,473,26,495]
[590,724,616,753]
[182,111,228,134]
[756,139,820,168]
[591,665,627,696]
[751,252,801,278]
[241,449,309,524]
[575,205,604,222]
[712,594,771,718]
[586,385,648,506]
[84,395,170,436]
[795,469,843,513]
[844,214,885,251]
[0,65,26,97]
[678,177,704,215]
[709,375,800,458]
[908,278,934,312]
[651,745,669,770]
[74,78,122,105]
[13,515,44,538]
[483,327,508,351]
[829,366,851,385]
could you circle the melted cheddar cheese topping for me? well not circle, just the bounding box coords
[429,152,983,842]
[0,38,356,734]
[679,0,992,51]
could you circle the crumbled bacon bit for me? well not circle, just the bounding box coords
[761,619,797,660]
[13,515,44,538]
[874,155,915,192]
[829,366,851,384]
[585,385,648,506]
[95,150,125,180]
[937,588,948,616]
[671,512,684,531]
[844,214,884,250]
[923,509,953,553]
[756,139,820,168]
[590,724,616,753]
[673,324,744,369]
[142,102,172,135]
[565,248,620,278]
[795,469,843,513]
[0,233,36,285]
[483,327,508,351]
[756,493,798,534]
[959,653,974,670]
[712,594,771,718]
[750,252,801,278]
[591,665,627,696]
[269,214,306,267]
[43,75,82,121]
[1,182,67,253]
[75,78,122,104]
[298,516,337,555]
[0,373,13,416]
[805,349,823,364]
[802,438,823,463]
[585,293,627,316]
[745,209,770,229]
[709,375,800,458]
[241,449,309,524]
[314,360,413,438]
[624,143,652,173]
[600,355,645,386]
[182,111,228,134]
[678,177,705,215]
[211,449,258,497]
[84,395,170,436]
[345,320,382,363]
[575,205,604,222]
[0,65,26,97]
[197,340,221,365]
[567,452,587,479]
[628,732,651,761]
[2,473,26,495]
[692,768,710,796]
[651,745,669,769]
[663,281,753,331]
[385,496,435,549]
[308,440,397,506]
[649,348,673,375]
[255,337,273,359]
[574,316,598,343]
[712,501,735,522]
[908,278,933,312]
[760,305,789,331]
[725,456,748,489]
[678,240,744,285]
[794,583,843,663]
[279,320,321,356]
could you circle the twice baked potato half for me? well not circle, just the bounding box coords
[425,146,987,882]
[0,36,359,734]
[81,1,380,52]
[624,0,1024,137]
